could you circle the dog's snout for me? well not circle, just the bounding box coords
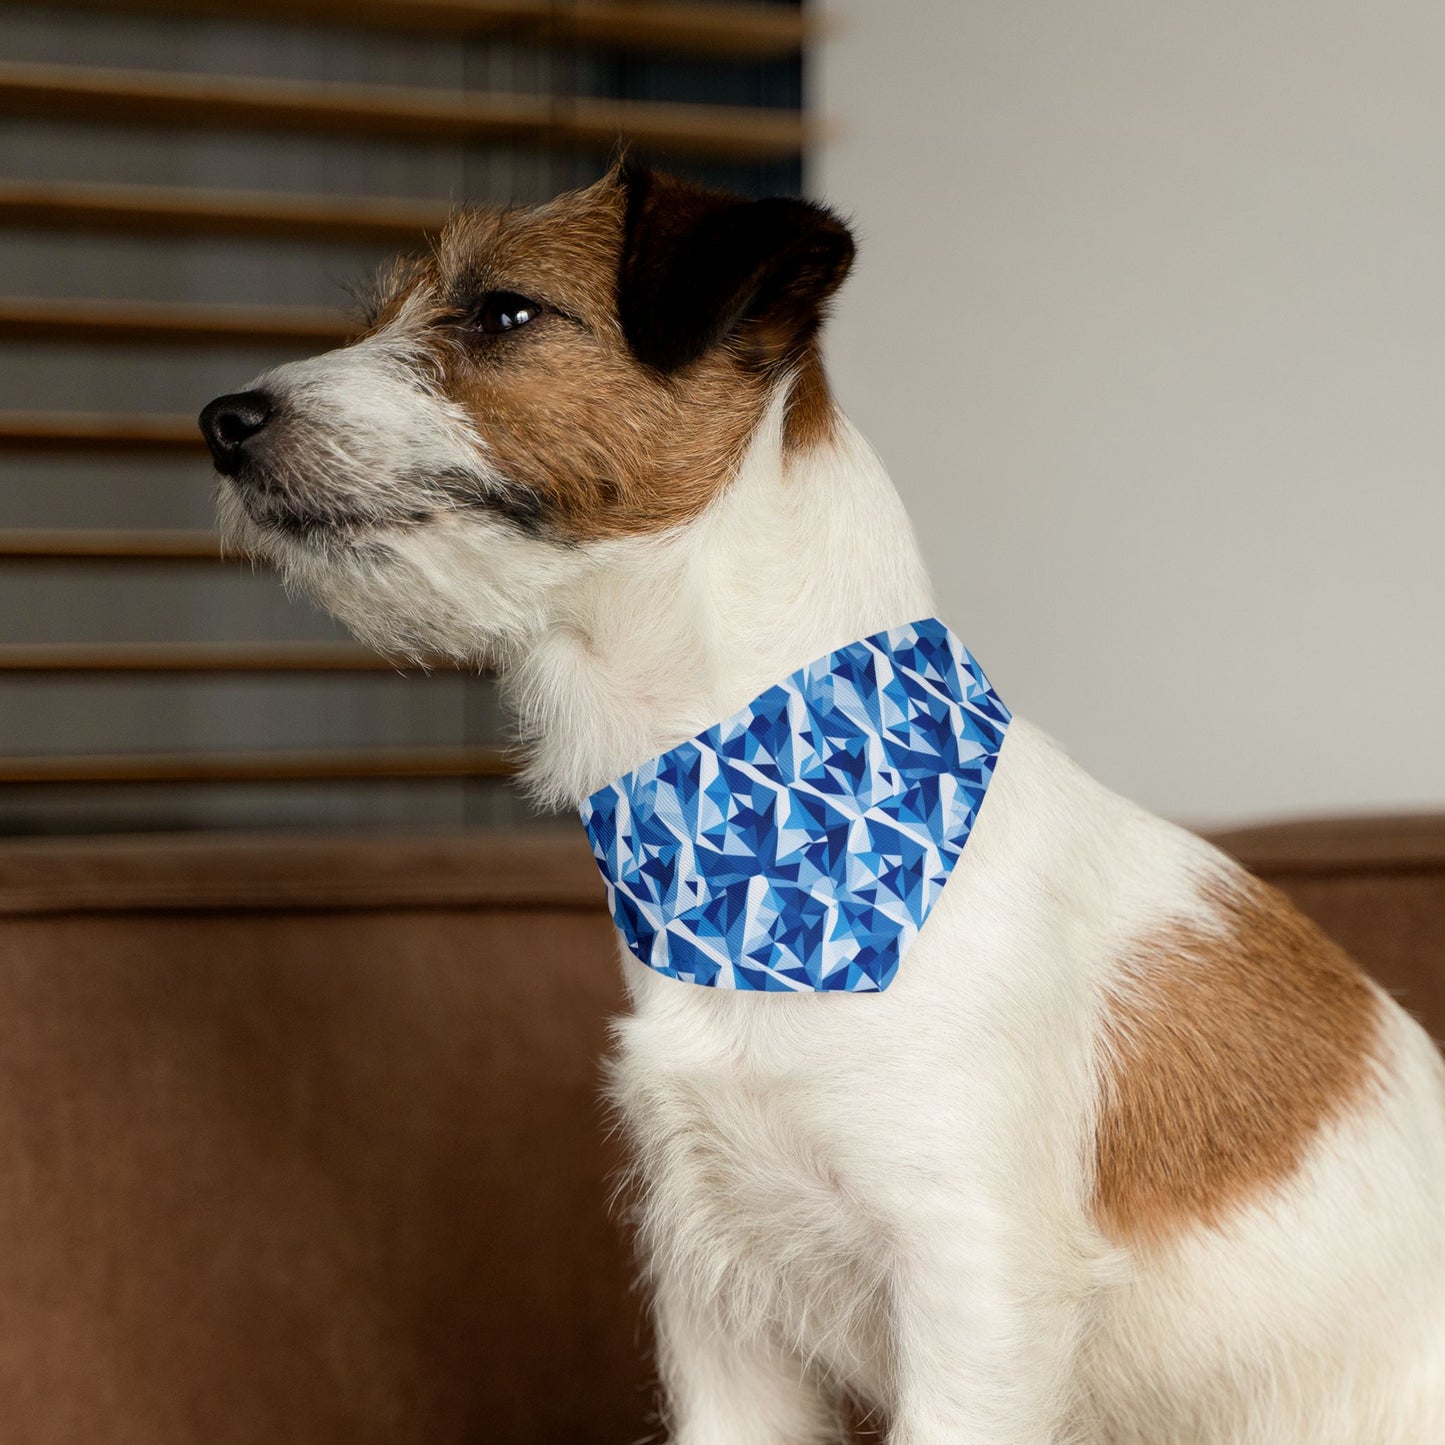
[199,390,274,476]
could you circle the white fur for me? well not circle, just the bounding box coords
[221,351,1445,1443]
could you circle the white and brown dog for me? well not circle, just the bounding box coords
[201,164,1445,1444]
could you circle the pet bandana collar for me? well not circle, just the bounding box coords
[580,619,1010,993]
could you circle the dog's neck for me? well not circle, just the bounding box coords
[506,391,937,810]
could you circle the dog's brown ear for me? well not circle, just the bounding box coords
[617,162,855,374]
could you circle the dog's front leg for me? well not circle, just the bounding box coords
[885,1197,1090,1445]
[653,1275,841,1445]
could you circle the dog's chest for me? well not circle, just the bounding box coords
[612,994,893,1387]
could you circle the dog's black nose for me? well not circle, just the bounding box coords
[199,390,273,475]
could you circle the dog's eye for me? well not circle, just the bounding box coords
[471,291,544,335]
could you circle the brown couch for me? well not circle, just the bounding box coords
[0,817,1440,1443]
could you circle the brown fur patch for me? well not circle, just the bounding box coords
[1094,872,1382,1246]
[364,179,774,541]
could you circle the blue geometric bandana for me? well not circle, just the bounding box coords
[580,619,1010,993]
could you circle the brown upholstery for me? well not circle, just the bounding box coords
[0,832,645,1445]
[0,816,1441,1442]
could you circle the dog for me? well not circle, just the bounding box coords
[201,162,1445,1443]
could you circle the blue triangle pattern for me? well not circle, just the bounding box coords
[580,619,1010,993]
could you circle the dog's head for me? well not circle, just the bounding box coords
[200,164,854,662]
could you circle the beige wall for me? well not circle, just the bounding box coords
[813,0,1445,826]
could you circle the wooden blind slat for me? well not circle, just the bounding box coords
[546,0,811,58]
[0,745,513,784]
[28,0,810,59]
[0,413,203,450]
[0,180,448,245]
[0,413,204,452]
[0,297,353,348]
[0,62,812,161]
[0,529,221,561]
[0,643,416,673]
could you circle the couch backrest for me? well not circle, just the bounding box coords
[0,832,647,1445]
[1212,813,1445,1046]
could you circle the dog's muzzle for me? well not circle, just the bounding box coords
[199,390,274,477]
